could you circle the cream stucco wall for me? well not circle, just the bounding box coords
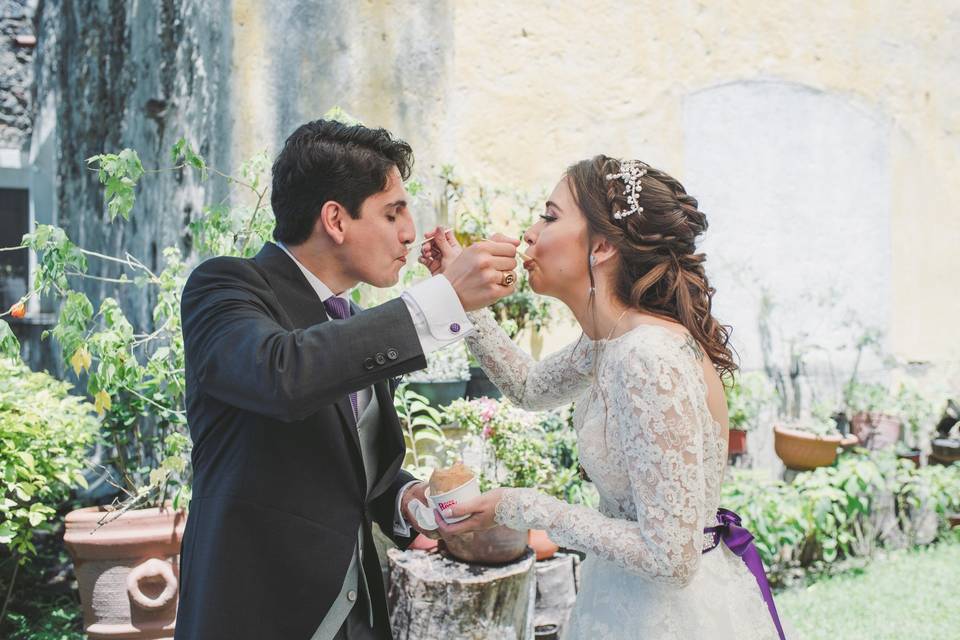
[229,0,960,367]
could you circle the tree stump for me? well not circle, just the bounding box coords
[387,548,537,640]
[534,553,579,635]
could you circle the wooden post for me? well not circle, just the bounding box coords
[533,553,579,635]
[387,548,537,640]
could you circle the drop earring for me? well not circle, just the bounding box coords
[588,254,597,296]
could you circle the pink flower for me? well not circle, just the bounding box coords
[479,398,497,422]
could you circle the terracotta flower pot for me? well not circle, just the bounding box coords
[64,505,187,640]
[931,438,960,463]
[528,529,559,561]
[850,412,902,450]
[773,425,858,471]
[443,524,528,565]
[409,533,439,552]
[728,429,748,456]
[897,449,922,467]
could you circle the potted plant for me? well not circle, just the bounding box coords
[890,380,941,465]
[930,399,960,465]
[724,371,775,457]
[405,342,471,408]
[773,412,858,471]
[444,398,572,560]
[842,381,902,451]
[438,167,557,369]
[394,382,452,483]
[0,138,273,638]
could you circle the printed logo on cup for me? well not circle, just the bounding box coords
[438,499,457,510]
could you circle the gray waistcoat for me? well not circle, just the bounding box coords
[311,388,382,639]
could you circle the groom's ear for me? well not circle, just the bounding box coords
[317,200,349,245]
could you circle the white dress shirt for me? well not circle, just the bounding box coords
[277,242,471,536]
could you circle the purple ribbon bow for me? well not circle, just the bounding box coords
[703,508,786,640]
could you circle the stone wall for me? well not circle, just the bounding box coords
[31,0,233,340]
[0,0,33,150]
[21,0,960,375]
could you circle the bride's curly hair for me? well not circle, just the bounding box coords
[567,155,737,382]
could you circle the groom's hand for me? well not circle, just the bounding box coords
[419,226,461,275]
[433,233,520,311]
[400,482,441,540]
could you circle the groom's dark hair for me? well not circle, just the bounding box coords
[270,119,414,245]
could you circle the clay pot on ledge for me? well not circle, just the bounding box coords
[409,533,439,552]
[896,448,922,467]
[528,529,559,561]
[773,425,858,472]
[850,412,902,451]
[728,429,748,456]
[64,505,187,640]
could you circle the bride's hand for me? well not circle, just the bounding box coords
[433,487,506,537]
[418,226,462,276]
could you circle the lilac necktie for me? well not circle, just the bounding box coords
[323,296,359,421]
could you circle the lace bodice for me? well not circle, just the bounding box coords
[465,309,727,586]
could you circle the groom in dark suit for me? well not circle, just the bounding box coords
[174,119,518,639]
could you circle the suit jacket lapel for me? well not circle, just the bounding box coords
[252,243,363,462]
[366,379,406,501]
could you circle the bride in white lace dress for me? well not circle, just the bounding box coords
[420,157,787,639]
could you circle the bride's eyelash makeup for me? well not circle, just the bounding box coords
[540,213,557,223]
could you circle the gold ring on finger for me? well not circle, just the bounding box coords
[500,271,516,287]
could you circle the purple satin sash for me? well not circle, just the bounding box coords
[703,508,786,640]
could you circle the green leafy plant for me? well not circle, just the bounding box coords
[405,342,471,383]
[891,380,942,449]
[394,383,451,480]
[0,138,274,523]
[443,397,575,499]
[726,371,777,432]
[843,381,898,416]
[0,358,98,628]
[781,415,843,438]
[438,166,557,341]
[0,359,98,560]
[721,450,960,586]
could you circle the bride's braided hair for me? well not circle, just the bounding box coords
[568,155,737,381]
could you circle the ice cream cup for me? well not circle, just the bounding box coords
[409,476,480,530]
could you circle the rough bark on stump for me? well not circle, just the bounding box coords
[534,553,579,635]
[387,548,536,640]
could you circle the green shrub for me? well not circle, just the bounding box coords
[0,358,98,559]
[4,604,83,640]
[722,451,960,584]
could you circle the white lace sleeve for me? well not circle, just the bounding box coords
[494,335,708,586]
[464,309,593,411]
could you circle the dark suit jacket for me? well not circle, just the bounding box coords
[174,242,428,639]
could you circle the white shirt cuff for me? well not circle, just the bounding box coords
[393,480,423,537]
[401,275,474,355]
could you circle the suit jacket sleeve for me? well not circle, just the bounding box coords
[181,256,427,423]
[370,468,418,549]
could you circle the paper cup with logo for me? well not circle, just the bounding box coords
[409,476,480,530]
